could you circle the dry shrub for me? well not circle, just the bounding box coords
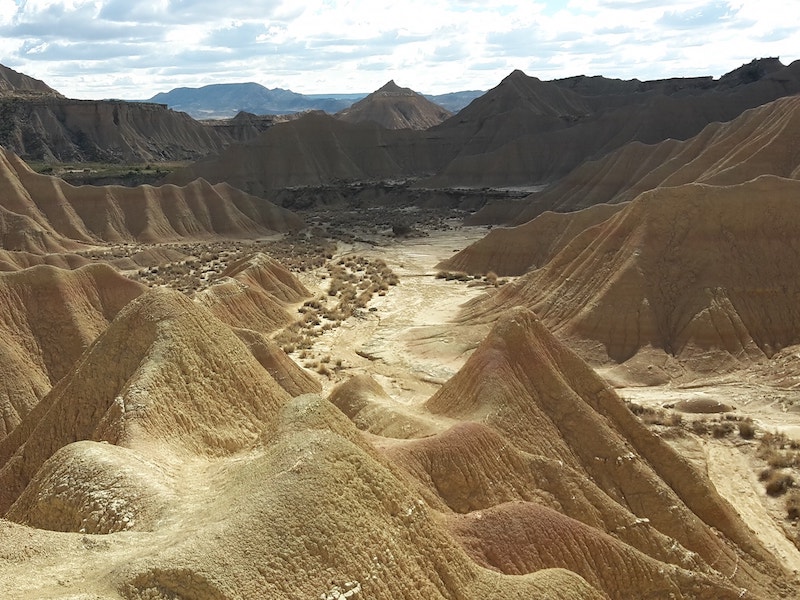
[626,402,682,427]
[787,490,800,520]
[691,419,709,435]
[762,468,795,496]
[666,412,683,427]
[738,419,756,439]
[757,432,800,468]
[712,422,736,438]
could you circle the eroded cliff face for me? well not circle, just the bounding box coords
[0,97,227,162]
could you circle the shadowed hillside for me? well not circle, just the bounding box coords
[165,59,800,196]
[165,111,447,196]
[503,94,800,224]
[422,59,800,189]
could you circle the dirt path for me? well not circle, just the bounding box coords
[703,440,800,574]
[304,229,492,402]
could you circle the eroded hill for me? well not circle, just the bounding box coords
[0,147,303,255]
[335,80,452,130]
[462,177,800,377]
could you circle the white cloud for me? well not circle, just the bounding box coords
[0,0,796,99]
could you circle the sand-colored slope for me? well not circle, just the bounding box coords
[439,202,624,276]
[0,63,62,96]
[0,287,292,514]
[0,249,90,271]
[193,252,310,334]
[111,395,602,600]
[447,501,732,600]
[0,263,145,438]
[336,80,452,130]
[1,387,603,598]
[0,147,304,250]
[220,251,310,302]
[509,94,800,223]
[1,245,797,598]
[387,307,788,597]
[465,177,800,369]
[232,327,321,397]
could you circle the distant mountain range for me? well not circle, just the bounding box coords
[146,82,484,119]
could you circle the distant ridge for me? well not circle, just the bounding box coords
[423,58,800,189]
[0,62,227,162]
[147,81,483,120]
[169,59,800,194]
[148,82,359,119]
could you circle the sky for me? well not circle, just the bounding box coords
[0,0,797,100]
